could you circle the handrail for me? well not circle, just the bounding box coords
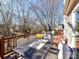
[0,34,26,59]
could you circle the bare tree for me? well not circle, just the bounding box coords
[0,0,14,36]
[0,0,60,36]
[15,0,31,34]
[30,0,58,31]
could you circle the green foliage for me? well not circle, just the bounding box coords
[77,25,79,32]
[51,31,56,35]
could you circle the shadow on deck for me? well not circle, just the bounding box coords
[45,47,58,59]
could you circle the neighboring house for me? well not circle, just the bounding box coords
[64,0,79,59]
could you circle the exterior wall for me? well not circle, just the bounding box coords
[64,1,79,59]
[64,2,79,48]
[64,10,76,59]
[64,14,75,47]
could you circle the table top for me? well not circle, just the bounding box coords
[13,39,52,59]
[13,39,37,55]
[28,40,48,50]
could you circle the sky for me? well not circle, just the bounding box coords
[56,0,64,24]
[0,0,64,25]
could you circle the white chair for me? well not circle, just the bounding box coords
[17,38,28,46]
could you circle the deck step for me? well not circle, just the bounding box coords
[49,47,58,55]
[4,54,17,59]
[4,52,17,59]
[4,51,14,57]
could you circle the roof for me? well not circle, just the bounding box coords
[64,0,79,16]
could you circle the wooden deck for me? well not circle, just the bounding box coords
[0,30,63,59]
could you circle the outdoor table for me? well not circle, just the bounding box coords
[13,39,37,56]
[13,39,52,59]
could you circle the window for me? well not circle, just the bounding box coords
[76,10,79,33]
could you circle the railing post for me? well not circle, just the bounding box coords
[0,37,4,59]
[24,34,26,38]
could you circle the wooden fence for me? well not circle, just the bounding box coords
[0,34,26,59]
